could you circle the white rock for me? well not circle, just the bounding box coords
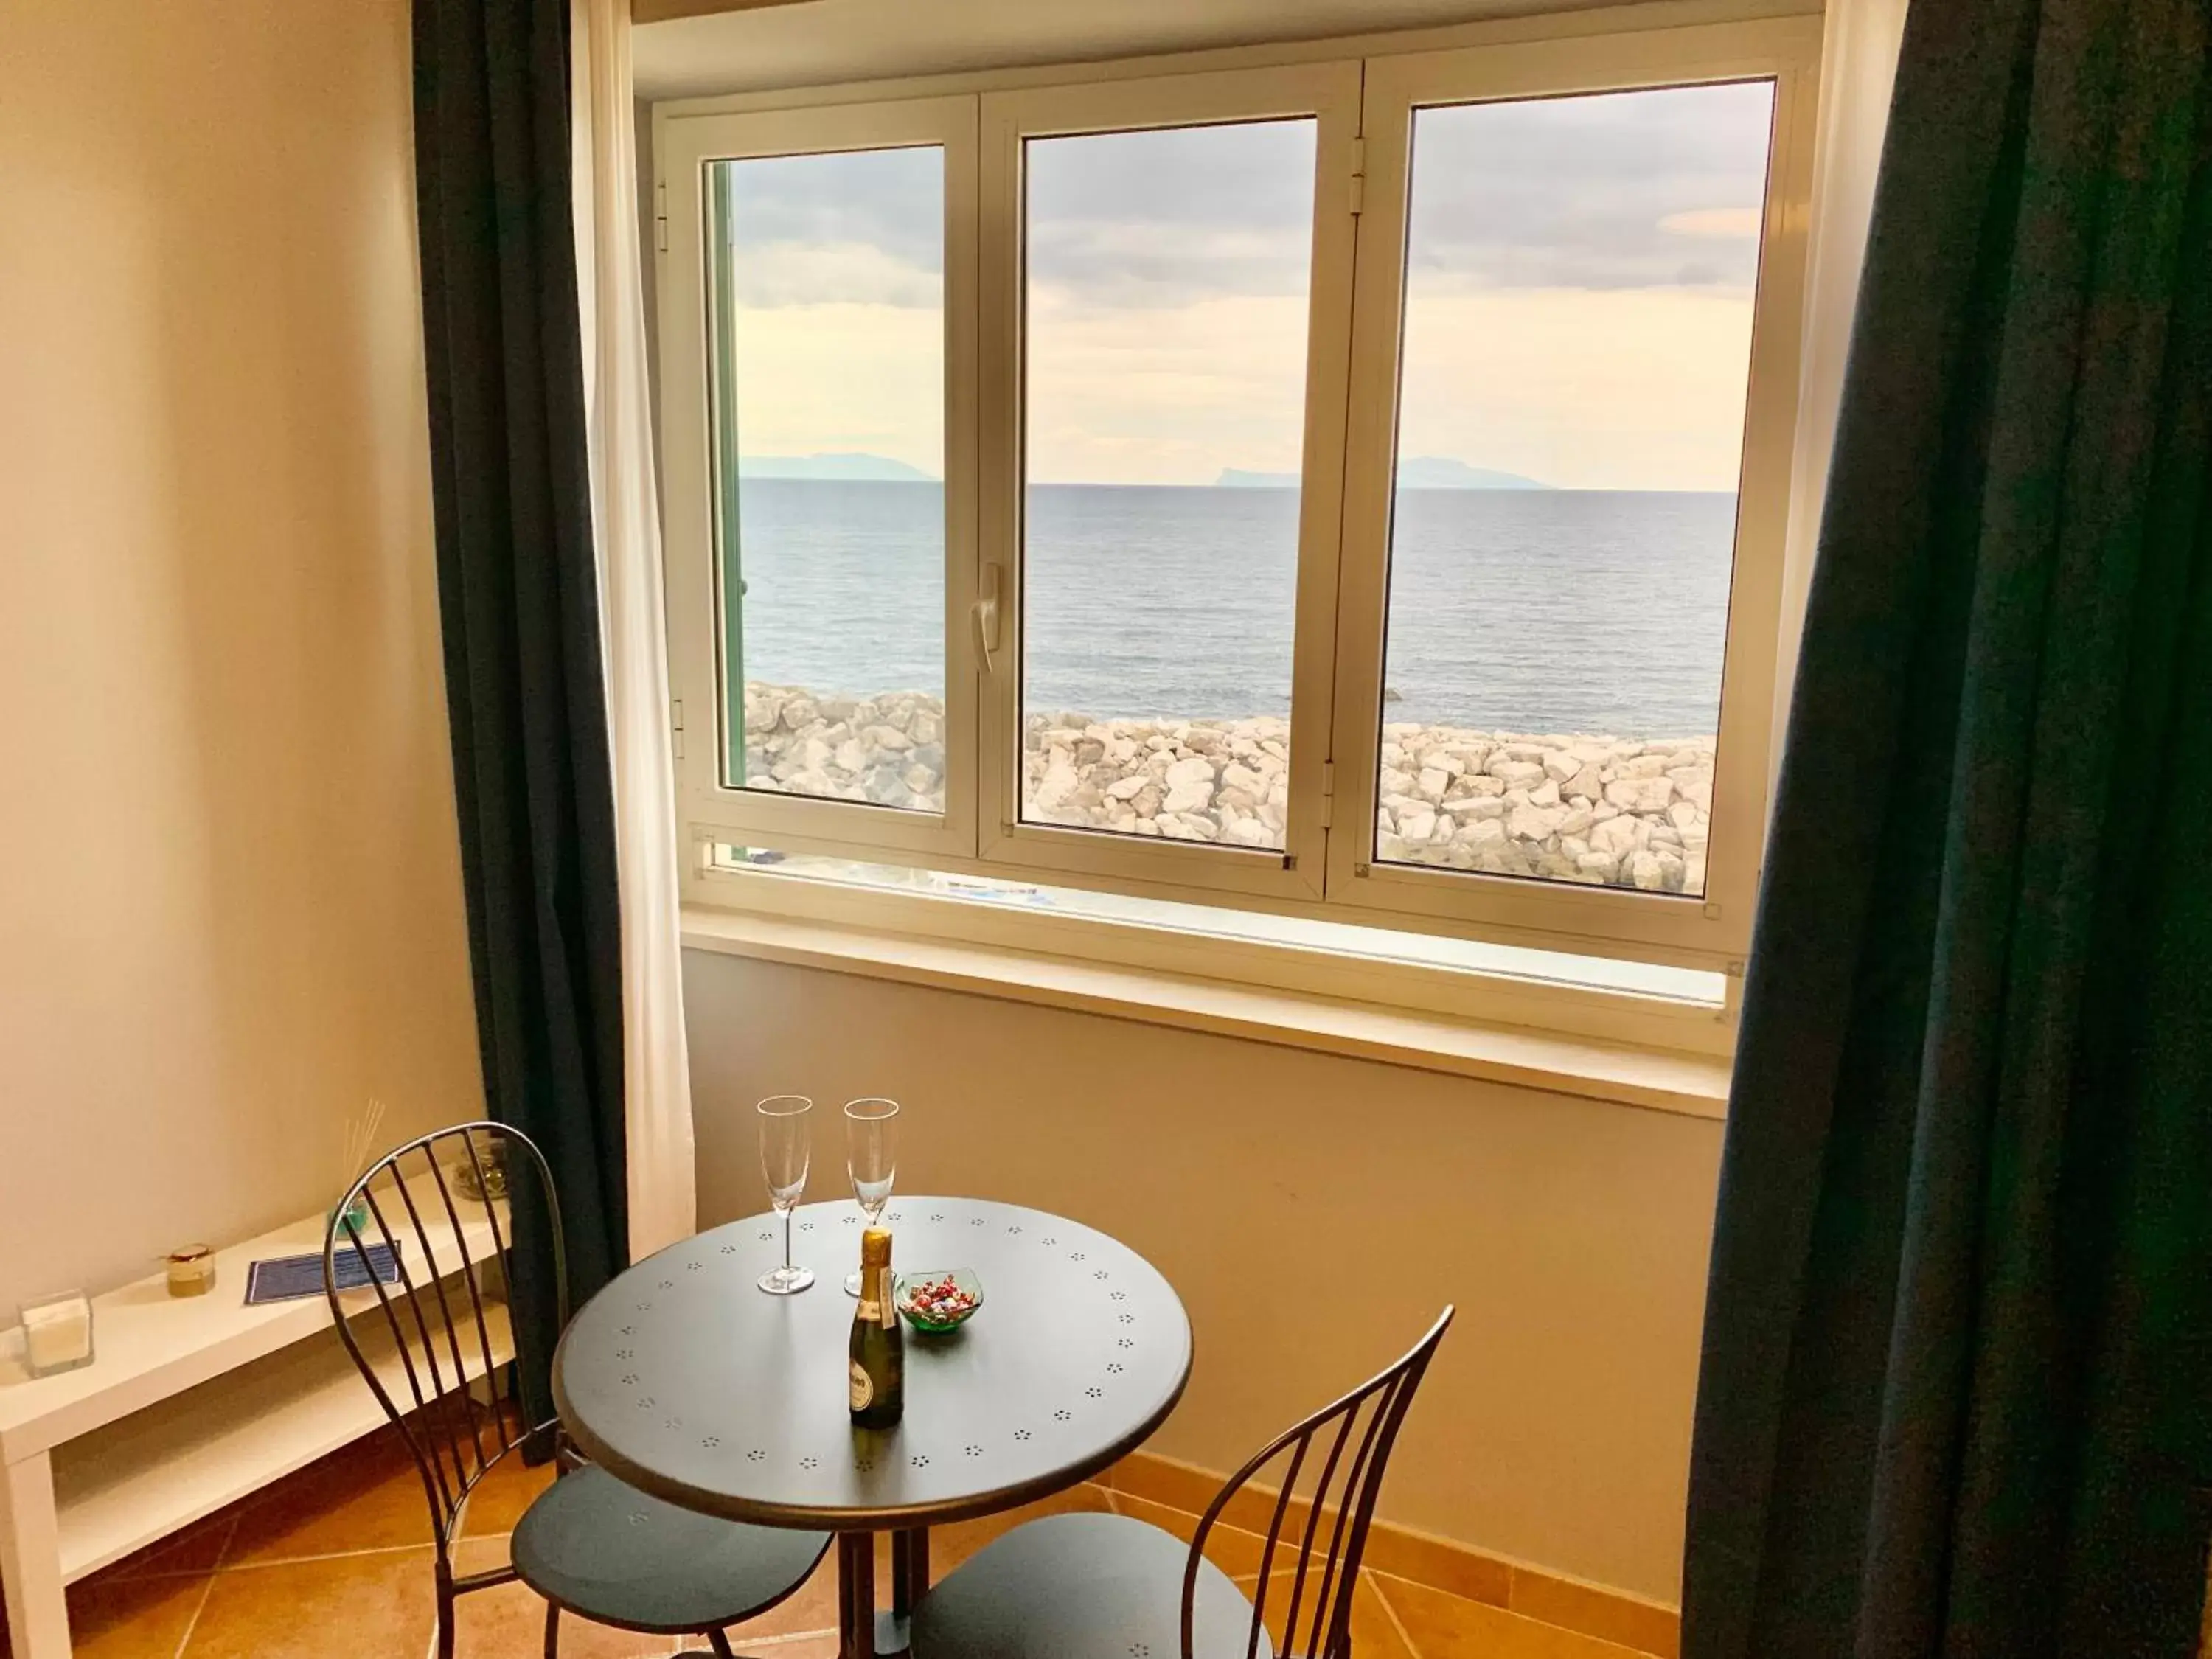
[1033,758,1079,813]
[1417,768,1450,801]
[1444,796,1507,820]
[1604,776,1675,814]
[1626,849,1668,890]
[1508,804,1565,842]
[1105,775,1149,801]
[1399,806,1438,844]
[1161,779,1216,816]
[1591,814,1646,859]
[1487,758,1547,788]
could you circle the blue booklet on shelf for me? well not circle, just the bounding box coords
[244,1242,402,1304]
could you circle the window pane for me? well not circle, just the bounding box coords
[1374,82,1775,896]
[708,147,946,813]
[1020,120,1316,849]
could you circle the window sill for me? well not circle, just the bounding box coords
[681,905,1731,1121]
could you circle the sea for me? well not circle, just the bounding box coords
[731,481,1736,739]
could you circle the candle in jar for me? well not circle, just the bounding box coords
[21,1296,93,1375]
[166,1245,216,1298]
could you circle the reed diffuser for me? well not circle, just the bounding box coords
[330,1098,387,1237]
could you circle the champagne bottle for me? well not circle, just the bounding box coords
[849,1228,904,1428]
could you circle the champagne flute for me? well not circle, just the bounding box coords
[841,1097,900,1296]
[756,1095,815,1295]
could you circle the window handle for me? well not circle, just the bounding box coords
[974,564,1004,675]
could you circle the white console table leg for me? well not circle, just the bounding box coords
[1,1451,72,1659]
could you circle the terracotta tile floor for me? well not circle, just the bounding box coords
[4,1426,1646,1658]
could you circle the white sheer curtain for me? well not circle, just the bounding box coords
[1770,0,1910,765]
[572,0,698,1260]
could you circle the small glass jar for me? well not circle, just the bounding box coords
[18,1290,95,1377]
[165,1245,217,1298]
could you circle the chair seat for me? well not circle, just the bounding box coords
[511,1464,830,1635]
[911,1512,1273,1659]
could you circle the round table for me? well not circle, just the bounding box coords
[552,1195,1192,1658]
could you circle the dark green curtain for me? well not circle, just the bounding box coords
[1683,0,2212,1655]
[412,0,629,1433]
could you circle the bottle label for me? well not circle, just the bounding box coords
[849,1359,874,1412]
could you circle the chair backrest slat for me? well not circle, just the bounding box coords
[1296,1380,1389,1658]
[421,1145,504,1411]
[1181,1309,1453,1659]
[324,1121,566,1559]
[1245,1433,1309,1659]
[361,1180,473,1508]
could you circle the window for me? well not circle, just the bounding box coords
[708,145,948,813]
[1017,118,1316,852]
[1370,83,1774,897]
[656,17,1820,1036]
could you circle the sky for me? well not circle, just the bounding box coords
[720,77,1777,491]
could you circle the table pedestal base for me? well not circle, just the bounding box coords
[837,1526,930,1658]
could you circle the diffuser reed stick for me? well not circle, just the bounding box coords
[340,1097,388,1194]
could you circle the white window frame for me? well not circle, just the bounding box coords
[974,63,1362,907]
[1324,19,1821,964]
[654,5,1826,1053]
[659,95,983,867]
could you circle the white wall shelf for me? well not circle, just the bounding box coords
[0,1166,509,1659]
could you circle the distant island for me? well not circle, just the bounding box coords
[1217,457,1554,490]
[739,452,937,481]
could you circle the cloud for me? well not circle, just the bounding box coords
[1026,119,1318,305]
[712,80,1775,310]
[720,145,942,309]
[1402,80,1776,292]
[714,78,1775,487]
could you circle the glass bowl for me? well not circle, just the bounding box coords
[894,1268,983,1334]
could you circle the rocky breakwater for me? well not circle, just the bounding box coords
[742,684,949,812]
[742,682,1714,894]
[1371,724,1712,892]
[1023,717,1292,847]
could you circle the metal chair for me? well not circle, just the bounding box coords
[324,1121,830,1658]
[909,1307,1454,1659]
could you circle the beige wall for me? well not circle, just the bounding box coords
[0,1,481,1317]
[685,950,1721,1602]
